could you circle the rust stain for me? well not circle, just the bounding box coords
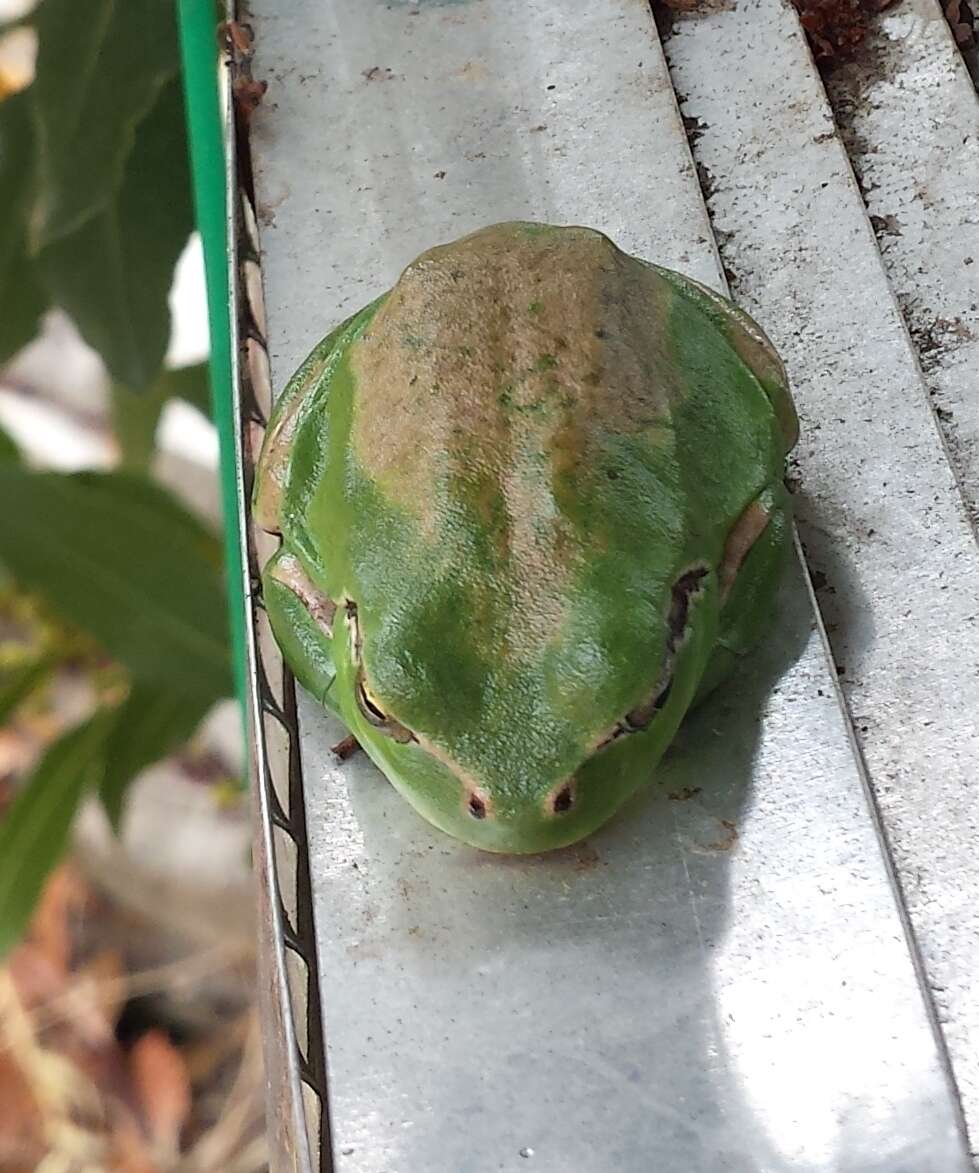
[572,842,602,871]
[667,785,702,802]
[362,65,396,82]
[704,818,739,853]
[453,60,488,82]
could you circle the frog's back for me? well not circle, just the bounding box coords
[345,221,789,644]
[349,223,685,517]
[269,223,794,797]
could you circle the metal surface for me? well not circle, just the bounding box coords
[229,18,326,1172]
[661,0,979,1145]
[825,0,979,527]
[240,0,977,1169]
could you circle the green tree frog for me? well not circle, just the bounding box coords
[253,222,797,854]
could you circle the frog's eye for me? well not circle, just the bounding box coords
[355,674,386,724]
[346,600,416,743]
[666,565,710,642]
[600,564,710,744]
[625,564,709,729]
[624,676,672,731]
[354,669,416,744]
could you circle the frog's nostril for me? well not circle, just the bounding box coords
[467,792,488,820]
[551,782,575,815]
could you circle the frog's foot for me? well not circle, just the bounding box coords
[331,733,362,761]
[719,497,774,602]
[262,547,339,707]
[694,482,792,705]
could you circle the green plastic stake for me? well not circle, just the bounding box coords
[176,1,248,715]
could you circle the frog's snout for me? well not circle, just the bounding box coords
[466,789,489,820]
[462,777,576,825]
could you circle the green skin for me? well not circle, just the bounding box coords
[253,223,798,854]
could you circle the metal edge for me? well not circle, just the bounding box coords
[792,530,973,1151]
[224,6,333,1170]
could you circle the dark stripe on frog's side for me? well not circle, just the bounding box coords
[693,481,792,705]
[261,548,339,708]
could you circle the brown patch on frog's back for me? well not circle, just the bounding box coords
[347,223,684,649]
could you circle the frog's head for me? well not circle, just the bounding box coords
[333,559,720,854]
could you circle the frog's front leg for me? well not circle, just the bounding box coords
[694,481,793,705]
[262,547,341,711]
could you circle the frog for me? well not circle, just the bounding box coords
[253,221,798,854]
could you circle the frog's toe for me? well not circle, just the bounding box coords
[695,482,792,704]
[262,548,339,706]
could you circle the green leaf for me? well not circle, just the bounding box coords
[0,467,231,701]
[0,245,48,363]
[30,0,180,246]
[0,90,48,362]
[110,381,166,473]
[159,361,212,419]
[100,683,209,829]
[0,421,21,464]
[39,78,193,389]
[70,469,224,570]
[0,711,113,957]
[0,90,34,269]
[0,655,53,725]
[109,362,213,471]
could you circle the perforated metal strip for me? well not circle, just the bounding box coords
[226,12,329,1168]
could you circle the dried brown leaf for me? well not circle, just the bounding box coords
[29,863,89,976]
[105,1106,161,1173]
[129,1029,192,1155]
[7,942,66,1010]
[74,946,127,1035]
[793,0,899,59]
[0,1051,45,1170]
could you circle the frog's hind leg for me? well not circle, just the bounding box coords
[262,547,341,711]
[694,482,793,706]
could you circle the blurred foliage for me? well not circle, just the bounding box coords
[0,1,232,956]
[1,0,190,384]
